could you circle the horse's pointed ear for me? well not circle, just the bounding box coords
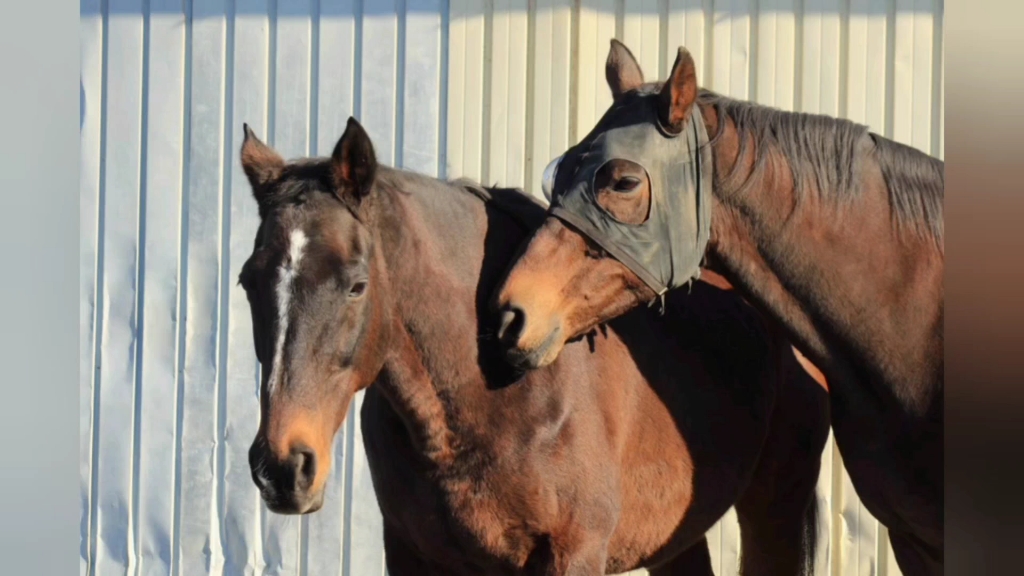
[240,123,285,196]
[331,117,378,203]
[606,39,645,100]
[658,47,699,133]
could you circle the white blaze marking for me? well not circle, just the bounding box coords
[267,228,308,397]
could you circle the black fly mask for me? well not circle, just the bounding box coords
[541,92,714,305]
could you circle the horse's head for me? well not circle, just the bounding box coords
[495,39,709,369]
[239,118,391,514]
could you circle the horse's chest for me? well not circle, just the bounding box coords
[380,470,544,572]
[362,405,545,572]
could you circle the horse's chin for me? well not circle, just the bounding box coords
[262,488,325,515]
[534,341,565,368]
[503,328,565,370]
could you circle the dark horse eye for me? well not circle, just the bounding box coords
[613,177,641,193]
[348,280,368,298]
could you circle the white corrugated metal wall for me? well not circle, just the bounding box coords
[79,1,942,574]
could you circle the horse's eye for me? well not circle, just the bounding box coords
[613,177,641,193]
[348,280,368,298]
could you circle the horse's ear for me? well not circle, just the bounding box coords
[241,123,285,196]
[331,117,378,203]
[606,39,645,100]
[658,47,699,133]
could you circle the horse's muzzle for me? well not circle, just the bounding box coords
[249,437,325,515]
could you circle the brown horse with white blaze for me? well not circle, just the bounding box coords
[494,40,942,575]
[239,117,829,574]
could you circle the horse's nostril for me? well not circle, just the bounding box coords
[497,310,514,338]
[291,446,317,492]
[496,305,526,345]
[249,441,268,491]
[251,469,266,491]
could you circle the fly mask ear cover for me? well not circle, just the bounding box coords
[548,103,713,297]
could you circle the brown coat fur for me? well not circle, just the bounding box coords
[240,119,829,574]
[495,41,942,574]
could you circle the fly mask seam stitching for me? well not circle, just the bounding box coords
[267,228,308,398]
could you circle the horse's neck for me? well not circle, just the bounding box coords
[699,104,942,416]
[376,318,457,466]
[700,109,828,359]
[373,190,492,466]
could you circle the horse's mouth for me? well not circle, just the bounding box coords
[502,326,564,370]
[260,488,325,515]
